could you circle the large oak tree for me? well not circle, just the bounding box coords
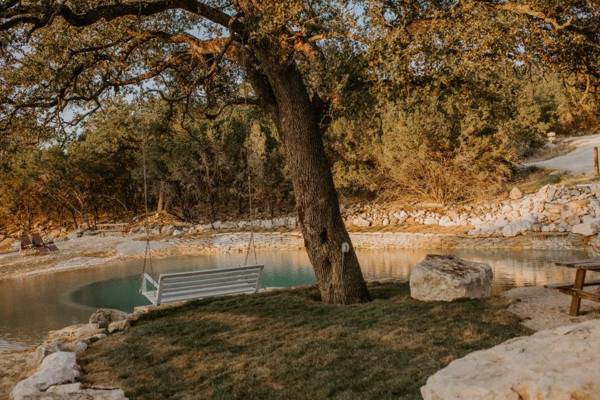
[1,0,597,304]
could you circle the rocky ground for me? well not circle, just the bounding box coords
[504,286,600,331]
[2,309,132,400]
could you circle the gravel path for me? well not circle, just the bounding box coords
[527,133,600,174]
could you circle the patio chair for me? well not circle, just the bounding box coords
[20,234,34,253]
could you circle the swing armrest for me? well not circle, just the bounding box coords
[143,273,160,290]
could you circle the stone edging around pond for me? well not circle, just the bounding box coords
[9,309,134,400]
[17,183,600,249]
[131,183,600,241]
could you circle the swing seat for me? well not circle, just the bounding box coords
[141,265,264,306]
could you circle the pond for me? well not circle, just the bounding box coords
[0,248,595,350]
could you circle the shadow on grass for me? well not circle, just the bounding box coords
[80,282,530,400]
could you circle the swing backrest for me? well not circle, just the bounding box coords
[141,265,264,306]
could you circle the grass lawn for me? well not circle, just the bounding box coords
[80,282,530,400]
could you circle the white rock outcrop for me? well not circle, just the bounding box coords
[11,352,80,400]
[421,320,600,400]
[410,255,493,302]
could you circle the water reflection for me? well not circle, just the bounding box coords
[0,248,596,349]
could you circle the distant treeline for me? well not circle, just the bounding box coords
[1,74,597,230]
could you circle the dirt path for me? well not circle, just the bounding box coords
[527,133,600,174]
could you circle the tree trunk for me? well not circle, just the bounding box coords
[262,62,370,304]
[157,180,166,213]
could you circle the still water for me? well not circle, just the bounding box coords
[0,248,595,349]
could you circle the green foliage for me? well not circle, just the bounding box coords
[0,99,290,228]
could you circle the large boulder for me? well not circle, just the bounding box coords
[410,255,493,302]
[421,320,600,400]
[11,352,79,400]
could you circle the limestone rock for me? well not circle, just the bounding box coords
[89,309,127,329]
[352,216,371,228]
[410,255,493,302]
[107,319,130,334]
[438,216,455,227]
[11,352,79,400]
[571,219,600,236]
[509,187,523,200]
[501,219,533,237]
[536,184,557,203]
[421,320,600,400]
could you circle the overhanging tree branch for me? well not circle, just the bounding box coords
[0,0,243,32]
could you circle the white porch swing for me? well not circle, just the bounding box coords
[138,128,263,306]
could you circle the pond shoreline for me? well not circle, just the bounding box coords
[0,230,592,282]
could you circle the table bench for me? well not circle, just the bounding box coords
[546,260,600,316]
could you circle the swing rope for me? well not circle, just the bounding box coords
[243,152,258,266]
[141,125,154,280]
[138,2,153,283]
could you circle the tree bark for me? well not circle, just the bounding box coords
[260,61,370,304]
[157,180,166,213]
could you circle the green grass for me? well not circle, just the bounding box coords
[80,283,530,400]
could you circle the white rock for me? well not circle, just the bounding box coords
[421,320,600,400]
[423,217,437,225]
[410,255,493,302]
[260,219,273,229]
[506,210,521,221]
[352,216,371,227]
[536,184,557,203]
[509,187,523,200]
[438,216,455,227]
[572,219,600,236]
[12,352,79,400]
[501,219,533,237]
[469,217,484,227]
[392,211,408,225]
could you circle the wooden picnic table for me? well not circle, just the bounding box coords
[547,259,600,316]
